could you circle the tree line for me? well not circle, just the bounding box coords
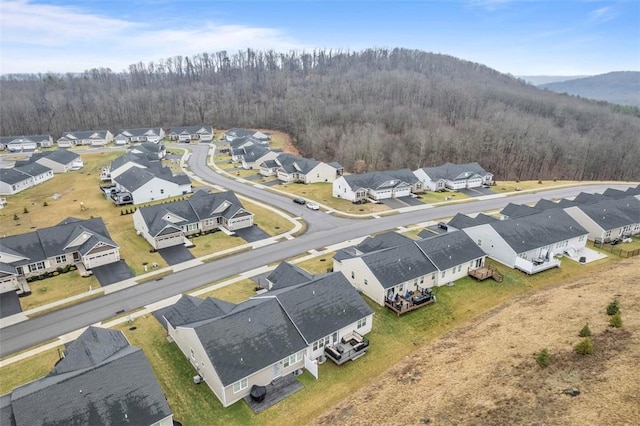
[2,48,639,181]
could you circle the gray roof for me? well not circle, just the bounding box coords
[500,202,540,218]
[59,130,109,140]
[446,213,498,230]
[262,159,279,168]
[0,168,31,185]
[169,125,213,135]
[273,273,373,343]
[572,192,609,204]
[265,262,313,290]
[360,243,437,289]
[137,190,247,237]
[602,188,630,199]
[6,327,171,426]
[14,163,51,178]
[110,152,153,172]
[417,162,491,181]
[275,153,322,175]
[342,169,417,191]
[0,394,14,426]
[40,149,80,165]
[113,164,190,192]
[0,135,50,145]
[194,298,307,386]
[488,209,588,253]
[0,217,118,267]
[240,145,271,162]
[116,128,163,137]
[572,196,640,230]
[533,199,561,211]
[416,231,486,271]
[355,231,413,254]
[161,295,235,327]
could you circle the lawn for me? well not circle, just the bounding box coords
[0,253,621,425]
[243,199,295,235]
[493,179,582,193]
[20,271,100,311]
[196,278,257,302]
[294,253,336,275]
[0,346,62,395]
[188,231,246,258]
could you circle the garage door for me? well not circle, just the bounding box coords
[84,250,120,269]
[394,187,411,198]
[156,233,184,249]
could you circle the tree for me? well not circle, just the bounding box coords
[535,348,551,368]
[574,337,593,355]
[606,298,620,316]
[609,312,622,328]
[579,323,591,337]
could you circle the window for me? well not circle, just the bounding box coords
[233,378,248,393]
[431,273,436,280]
[283,352,303,368]
[190,348,195,361]
[28,261,45,273]
[364,279,368,286]
[313,336,331,351]
[457,265,462,272]
[420,276,424,284]
[477,239,482,246]
[579,235,585,242]
[187,223,198,232]
[160,189,165,194]
[55,255,67,263]
[351,271,355,279]
[357,317,367,329]
[441,271,446,278]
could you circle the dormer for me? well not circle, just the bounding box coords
[163,212,187,224]
[65,230,94,249]
[213,200,231,214]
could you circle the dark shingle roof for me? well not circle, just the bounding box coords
[7,327,171,426]
[360,244,437,289]
[416,231,486,271]
[355,231,413,254]
[116,128,163,137]
[275,154,322,175]
[161,295,235,328]
[500,202,540,218]
[59,130,110,140]
[169,125,213,135]
[40,149,80,165]
[0,168,31,185]
[113,165,190,192]
[0,135,50,145]
[489,209,588,253]
[572,192,609,204]
[194,298,307,386]
[14,163,51,177]
[571,196,640,230]
[417,162,491,181]
[447,213,498,230]
[274,273,373,343]
[342,169,416,191]
[533,199,561,211]
[266,262,313,290]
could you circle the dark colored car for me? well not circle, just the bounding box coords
[293,197,306,205]
[437,221,448,230]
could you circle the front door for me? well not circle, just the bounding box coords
[273,362,280,379]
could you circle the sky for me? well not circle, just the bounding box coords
[0,0,638,76]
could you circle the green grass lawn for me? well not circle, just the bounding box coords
[0,346,63,395]
[188,231,246,258]
[20,271,100,311]
[294,253,336,274]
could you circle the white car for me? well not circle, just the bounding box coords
[306,202,320,210]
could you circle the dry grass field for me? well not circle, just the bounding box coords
[314,258,640,426]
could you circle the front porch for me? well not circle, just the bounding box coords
[384,288,436,316]
[323,331,370,365]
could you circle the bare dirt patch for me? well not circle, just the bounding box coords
[314,259,640,425]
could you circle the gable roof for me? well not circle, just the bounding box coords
[417,162,491,181]
[570,196,640,230]
[488,209,588,253]
[110,152,152,172]
[355,231,413,254]
[572,192,609,204]
[275,153,323,175]
[342,169,417,191]
[500,202,540,218]
[0,135,51,145]
[59,130,110,140]
[272,273,373,343]
[265,262,314,290]
[113,164,190,192]
[116,127,163,137]
[161,294,235,328]
[360,243,437,289]
[14,163,51,178]
[169,125,213,135]
[0,168,31,185]
[39,149,80,165]
[6,327,171,426]
[446,213,498,230]
[415,231,486,271]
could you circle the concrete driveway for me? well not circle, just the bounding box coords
[235,225,271,243]
[158,245,195,266]
[92,261,135,286]
[399,196,424,206]
[380,198,407,209]
[458,187,495,197]
[0,292,22,319]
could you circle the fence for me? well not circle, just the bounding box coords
[593,242,640,258]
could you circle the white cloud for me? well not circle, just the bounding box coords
[0,0,306,74]
[590,6,618,23]
[466,0,514,11]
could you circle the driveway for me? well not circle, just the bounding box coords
[234,225,271,243]
[398,196,424,206]
[0,291,22,319]
[158,245,195,266]
[458,187,495,197]
[380,198,407,209]
[91,261,135,286]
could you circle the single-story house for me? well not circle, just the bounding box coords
[332,169,423,202]
[102,152,153,181]
[414,162,493,191]
[263,261,314,291]
[562,196,640,242]
[333,231,486,306]
[112,166,191,205]
[169,125,214,142]
[114,128,165,144]
[30,149,84,173]
[460,209,589,274]
[57,130,114,147]
[224,128,270,143]
[0,168,34,195]
[500,202,541,220]
[133,190,253,249]
[0,217,120,294]
[444,212,498,233]
[271,154,343,184]
[235,145,278,169]
[161,270,373,407]
[129,142,167,160]
[0,326,173,426]
[0,135,53,151]
[13,163,54,186]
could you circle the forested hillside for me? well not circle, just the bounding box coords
[2,48,639,180]
[540,72,640,107]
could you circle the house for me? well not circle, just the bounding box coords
[0,217,120,294]
[0,135,53,151]
[459,209,589,274]
[271,154,343,184]
[235,145,278,169]
[111,166,191,205]
[169,125,214,142]
[333,231,486,309]
[0,168,34,195]
[161,270,373,407]
[102,152,153,181]
[444,213,498,233]
[414,162,493,191]
[562,196,640,242]
[0,327,173,426]
[57,130,114,147]
[263,261,314,291]
[129,142,167,160]
[114,128,165,144]
[332,169,423,202]
[500,202,541,220]
[32,149,84,173]
[13,163,54,186]
[224,128,270,143]
[133,190,253,249]
[229,137,271,162]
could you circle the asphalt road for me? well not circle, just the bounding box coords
[0,146,634,356]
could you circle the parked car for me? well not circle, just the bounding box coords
[437,221,448,230]
[306,202,320,210]
[293,197,306,205]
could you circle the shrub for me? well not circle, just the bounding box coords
[13,213,19,220]
[609,312,623,328]
[536,348,551,367]
[579,323,591,337]
[574,337,593,355]
[43,201,48,207]
[120,210,124,215]
[23,207,29,214]
[606,298,620,316]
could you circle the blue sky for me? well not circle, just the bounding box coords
[1,0,638,75]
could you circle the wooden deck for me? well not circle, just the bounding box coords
[324,332,370,365]
[469,267,503,282]
[385,291,436,316]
